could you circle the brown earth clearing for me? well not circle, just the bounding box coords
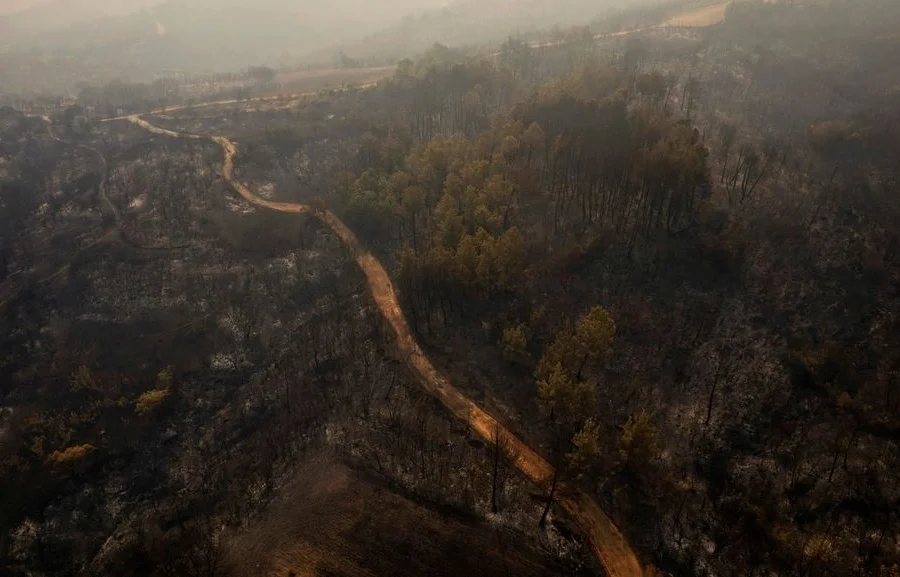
[663,1,731,27]
[229,456,570,577]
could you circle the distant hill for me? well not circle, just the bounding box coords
[0,0,161,40]
[0,0,452,49]
[0,0,453,93]
[0,0,653,95]
[328,0,650,63]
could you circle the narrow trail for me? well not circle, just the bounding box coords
[0,117,111,315]
[39,115,191,252]
[121,113,645,577]
[37,115,115,223]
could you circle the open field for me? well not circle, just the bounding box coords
[664,1,732,27]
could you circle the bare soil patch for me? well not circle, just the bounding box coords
[228,456,569,577]
[664,1,731,27]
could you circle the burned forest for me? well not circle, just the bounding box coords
[2,1,899,576]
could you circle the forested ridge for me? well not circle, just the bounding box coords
[323,3,900,576]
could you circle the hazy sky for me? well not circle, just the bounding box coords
[0,0,45,14]
[0,0,162,17]
[0,0,457,36]
[0,0,618,88]
[0,0,457,16]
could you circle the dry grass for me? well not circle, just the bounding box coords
[664,1,732,27]
[135,388,170,414]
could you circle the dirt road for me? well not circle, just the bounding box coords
[122,114,645,577]
[492,0,732,56]
[101,80,385,122]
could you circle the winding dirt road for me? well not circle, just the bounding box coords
[100,80,385,124]
[492,1,731,57]
[121,113,645,577]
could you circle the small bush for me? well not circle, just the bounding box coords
[135,389,171,415]
[501,324,528,356]
[48,444,96,464]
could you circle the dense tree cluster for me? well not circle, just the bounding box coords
[338,58,710,340]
